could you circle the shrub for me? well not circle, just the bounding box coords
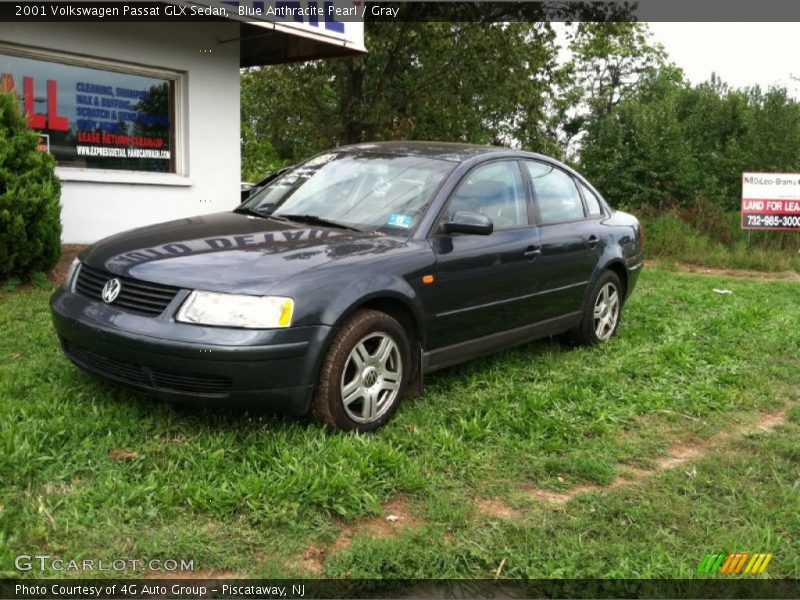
[579,74,800,213]
[641,210,800,272]
[0,90,61,281]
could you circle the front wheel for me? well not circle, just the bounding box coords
[573,271,623,346]
[311,309,410,432]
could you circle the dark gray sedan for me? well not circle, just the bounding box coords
[51,142,644,431]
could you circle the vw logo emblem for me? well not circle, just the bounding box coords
[101,278,121,304]
[362,367,379,387]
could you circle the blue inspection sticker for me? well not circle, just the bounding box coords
[387,214,413,228]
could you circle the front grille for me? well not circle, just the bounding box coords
[75,263,181,316]
[151,371,231,394]
[64,341,232,396]
[66,342,149,387]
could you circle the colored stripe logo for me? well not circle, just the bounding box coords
[697,553,773,574]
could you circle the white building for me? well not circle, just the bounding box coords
[0,1,365,243]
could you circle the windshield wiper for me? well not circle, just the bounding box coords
[232,206,268,218]
[276,214,363,232]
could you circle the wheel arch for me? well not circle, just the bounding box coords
[330,293,425,399]
[604,259,629,301]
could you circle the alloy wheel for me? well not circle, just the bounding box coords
[593,282,620,341]
[340,331,403,424]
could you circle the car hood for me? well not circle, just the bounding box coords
[81,212,407,295]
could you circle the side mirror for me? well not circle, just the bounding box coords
[240,183,255,202]
[440,211,493,236]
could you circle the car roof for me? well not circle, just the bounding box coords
[335,140,520,162]
[328,141,596,195]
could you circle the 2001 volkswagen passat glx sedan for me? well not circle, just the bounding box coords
[51,142,643,431]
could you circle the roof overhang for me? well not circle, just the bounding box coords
[237,20,366,67]
[166,1,366,66]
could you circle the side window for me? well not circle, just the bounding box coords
[579,182,604,217]
[525,161,586,224]
[446,161,528,229]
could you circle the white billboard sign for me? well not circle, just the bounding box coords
[741,172,800,230]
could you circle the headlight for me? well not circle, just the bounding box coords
[63,258,81,290]
[176,291,294,329]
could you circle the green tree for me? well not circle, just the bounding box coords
[240,115,283,183]
[579,71,800,212]
[557,22,672,159]
[0,91,61,280]
[240,21,564,172]
[741,86,800,173]
[579,72,696,209]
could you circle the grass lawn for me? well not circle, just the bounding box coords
[0,267,798,579]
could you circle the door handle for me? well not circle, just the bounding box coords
[524,245,542,259]
[587,235,599,249]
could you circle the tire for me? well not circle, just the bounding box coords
[573,271,624,346]
[311,309,410,432]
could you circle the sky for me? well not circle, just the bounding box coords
[647,23,800,96]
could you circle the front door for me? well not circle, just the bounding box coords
[425,160,541,349]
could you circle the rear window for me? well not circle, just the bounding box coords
[525,161,585,224]
[579,182,604,217]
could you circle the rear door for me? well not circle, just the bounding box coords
[524,160,602,320]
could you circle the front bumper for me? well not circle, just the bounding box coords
[50,287,332,414]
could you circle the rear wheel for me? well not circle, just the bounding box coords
[573,271,623,346]
[311,309,410,432]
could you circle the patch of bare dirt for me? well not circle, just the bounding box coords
[148,570,240,579]
[523,403,793,505]
[522,484,596,504]
[287,404,793,568]
[616,465,650,480]
[474,497,523,518]
[285,545,325,576]
[521,476,650,504]
[333,531,355,553]
[647,260,800,281]
[285,498,421,574]
[109,449,141,460]
[656,444,704,469]
[49,244,88,283]
[333,498,419,552]
[753,409,789,431]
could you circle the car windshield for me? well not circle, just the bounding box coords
[240,152,455,233]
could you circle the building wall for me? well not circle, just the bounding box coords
[1,22,241,243]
